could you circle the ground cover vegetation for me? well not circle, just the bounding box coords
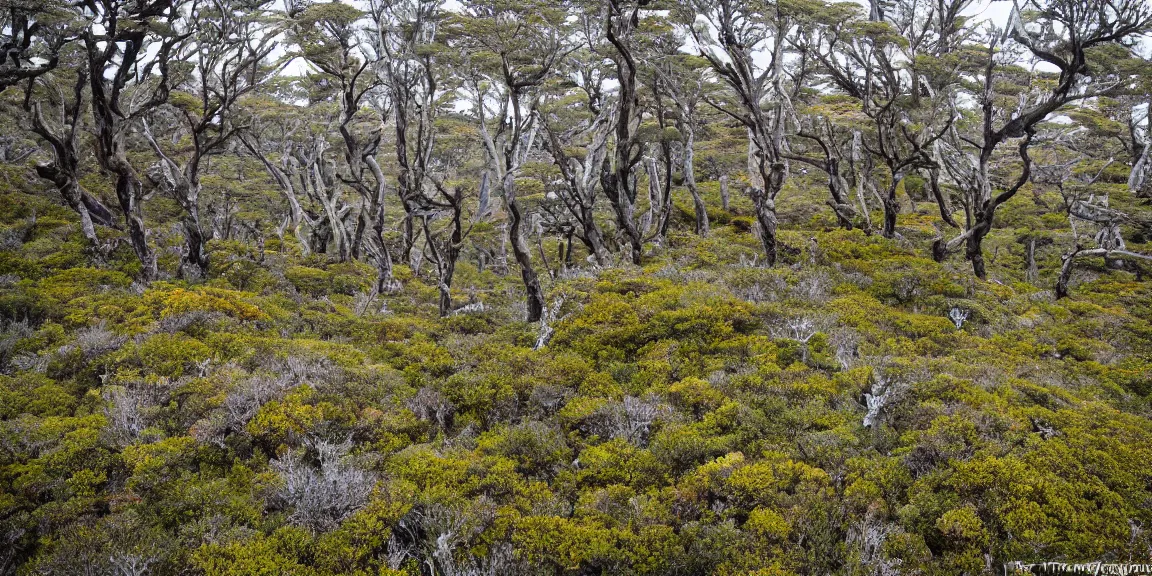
[1,0,1152,573]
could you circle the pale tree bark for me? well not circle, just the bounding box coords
[140,0,276,278]
[280,138,353,261]
[648,80,676,245]
[688,0,794,265]
[1129,129,1151,198]
[787,120,857,230]
[474,172,491,222]
[720,174,730,211]
[239,133,315,256]
[851,131,874,233]
[540,110,613,266]
[934,1,1151,278]
[747,129,763,191]
[455,0,571,321]
[332,58,396,290]
[25,74,119,253]
[142,121,208,275]
[680,104,709,235]
[374,0,441,265]
[641,155,662,238]
[1057,247,1152,298]
[474,78,546,321]
[82,0,186,282]
[422,179,473,316]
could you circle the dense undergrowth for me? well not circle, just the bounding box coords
[1,173,1151,575]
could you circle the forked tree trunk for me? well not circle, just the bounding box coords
[751,146,786,266]
[602,160,643,265]
[112,161,158,281]
[604,2,644,266]
[30,90,119,255]
[750,182,779,267]
[825,157,854,230]
[365,156,396,292]
[239,135,314,256]
[179,187,209,276]
[851,131,874,233]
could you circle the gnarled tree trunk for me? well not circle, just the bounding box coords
[503,173,545,321]
[682,120,709,235]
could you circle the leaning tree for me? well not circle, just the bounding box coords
[448,0,573,321]
[142,0,280,278]
[639,17,713,236]
[680,0,799,265]
[538,39,615,266]
[932,0,1152,279]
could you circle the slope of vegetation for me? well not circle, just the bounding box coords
[1,170,1151,574]
[3,0,1152,573]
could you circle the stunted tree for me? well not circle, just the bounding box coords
[933,0,1152,278]
[406,96,476,315]
[641,81,676,247]
[1049,147,1152,297]
[681,0,797,265]
[600,0,649,265]
[84,0,188,281]
[900,0,979,230]
[237,96,319,257]
[786,112,858,230]
[640,18,712,236]
[538,19,614,265]
[422,175,477,316]
[23,54,120,253]
[448,0,572,321]
[293,1,404,287]
[246,104,357,260]
[1027,100,1152,296]
[1125,97,1152,198]
[1092,55,1152,199]
[798,0,955,239]
[20,0,185,278]
[373,0,444,267]
[142,0,279,277]
[284,2,386,263]
[0,0,73,91]
[781,5,869,230]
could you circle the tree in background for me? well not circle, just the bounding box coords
[142,0,280,278]
[375,0,444,268]
[641,17,713,236]
[3,0,1151,295]
[682,0,797,265]
[448,0,573,321]
[933,0,1152,278]
[538,38,615,265]
[601,0,649,265]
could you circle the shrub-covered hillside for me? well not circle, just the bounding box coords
[3,0,1152,572]
[2,168,1151,574]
